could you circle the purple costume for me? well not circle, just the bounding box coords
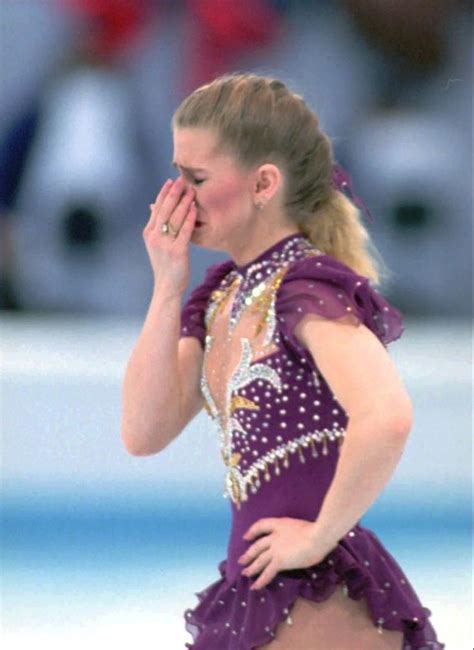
[179,232,444,649]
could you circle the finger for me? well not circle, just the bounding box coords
[242,550,272,578]
[243,518,276,541]
[154,177,188,229]
[239,536,272,566]
[173,199,197,244]
[167,187,196,236]
[250,561,279,591]
[146,179,173,230]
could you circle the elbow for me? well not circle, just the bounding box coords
[354,397,413,439]
[386,397,414,438]
[121,434,146,456]
[120,428,163,457]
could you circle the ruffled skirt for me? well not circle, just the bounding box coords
[184,524,444,649]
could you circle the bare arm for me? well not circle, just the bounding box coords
[121,173,203,456]
[121,287,204,456]
[293,313,413,548]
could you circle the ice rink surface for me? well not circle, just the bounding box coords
[2,314,471,648]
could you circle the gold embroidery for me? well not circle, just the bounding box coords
[230,395,260,414]
[251,264,290,338]
[206,276,241,332]
[199,243,346,508]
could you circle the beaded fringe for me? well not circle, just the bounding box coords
[223,427,346,508]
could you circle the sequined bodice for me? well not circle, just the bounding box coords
[199,234,347,510]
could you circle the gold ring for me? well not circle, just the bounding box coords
[161,222,178,237]
[168,223,179,237]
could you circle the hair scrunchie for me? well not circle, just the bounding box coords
[331,163,374,223]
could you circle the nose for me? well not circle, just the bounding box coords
[179,176,193,193]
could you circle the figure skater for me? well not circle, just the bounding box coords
[121,72,444,649]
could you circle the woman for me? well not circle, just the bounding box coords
[121,73,444,649]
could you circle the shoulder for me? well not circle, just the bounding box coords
[180,259,235,346]
[275,252,404,347]
[184,259,234,306]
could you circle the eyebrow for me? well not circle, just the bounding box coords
[172,161,207,173]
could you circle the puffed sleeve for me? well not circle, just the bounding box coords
[180,260,234,349]
[275,254,404,360]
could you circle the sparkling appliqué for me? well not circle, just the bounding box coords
[199,233,346,509]
[214,234,321,338]
[201,335,346,509]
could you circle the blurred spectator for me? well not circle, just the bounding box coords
[1,3,157,313]
[0,104,42,309]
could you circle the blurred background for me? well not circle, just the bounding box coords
[1,0,472,648]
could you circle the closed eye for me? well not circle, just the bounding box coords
[192,178,205,185]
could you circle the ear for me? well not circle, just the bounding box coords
[253,163,283,206]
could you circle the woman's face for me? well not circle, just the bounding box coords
[172,127,257,252]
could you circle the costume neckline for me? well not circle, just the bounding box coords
[231,232,309,275]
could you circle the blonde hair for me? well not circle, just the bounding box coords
[172,72,393,287]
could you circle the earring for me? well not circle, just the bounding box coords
[256,202,265,211]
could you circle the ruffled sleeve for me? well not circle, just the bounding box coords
[180,260,234,349]
[275,254,404,360]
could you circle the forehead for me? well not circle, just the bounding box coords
[172,127,234,170]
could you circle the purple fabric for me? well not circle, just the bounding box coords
[180,259,235,348]
[179,236,444,649]
[331,163,375,224]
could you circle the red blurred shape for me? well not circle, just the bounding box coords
[58,0,153,60]
[182,0,283,95]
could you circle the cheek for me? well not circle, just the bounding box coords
[204,180,245,215]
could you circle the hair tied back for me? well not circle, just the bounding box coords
[331,163,374,224]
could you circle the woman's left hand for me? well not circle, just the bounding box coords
[238,516,338,590]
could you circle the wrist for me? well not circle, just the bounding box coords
[309,520,341,555]
[151,284,184,303]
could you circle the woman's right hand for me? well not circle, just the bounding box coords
[143,176,197,296]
